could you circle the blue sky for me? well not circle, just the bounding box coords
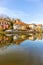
[0,0,43,24]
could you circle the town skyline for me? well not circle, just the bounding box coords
[0,0,43,24]
[0,16,43,33]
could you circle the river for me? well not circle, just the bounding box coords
[0,33,43,65]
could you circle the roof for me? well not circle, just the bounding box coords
[13,19,27,25]
[37,24,42,26]
[28,23,36,26]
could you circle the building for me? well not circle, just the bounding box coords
[35,24,43,32]
[28,23,36,30]
[0,18,12,31]
[13,24,20,30]
[37,24,42,29]
[13,19,27,30]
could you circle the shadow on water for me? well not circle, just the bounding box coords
[0,33,43,65]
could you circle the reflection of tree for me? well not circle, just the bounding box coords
[0,33,43,48]
[0,34,13,48]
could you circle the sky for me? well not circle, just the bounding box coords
[0,0,43,24]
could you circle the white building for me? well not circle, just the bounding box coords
[29,24,36,29]
[13,24,21,30]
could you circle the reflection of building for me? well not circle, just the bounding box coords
[13,34,26,44]
[36,33,42,40]
[0,33,43,48]
[29,36,35,40]
[13,34,19,40]
[19,35,26,39]
[13,39,26,45]
[28,34,36,40]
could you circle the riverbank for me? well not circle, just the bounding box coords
[0,30,43,35]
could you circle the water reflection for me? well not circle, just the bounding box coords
[0,33,43,65]
[0,33,43,48]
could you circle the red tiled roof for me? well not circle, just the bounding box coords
[15,21,26,25]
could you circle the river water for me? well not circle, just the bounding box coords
[0,33,43,65]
